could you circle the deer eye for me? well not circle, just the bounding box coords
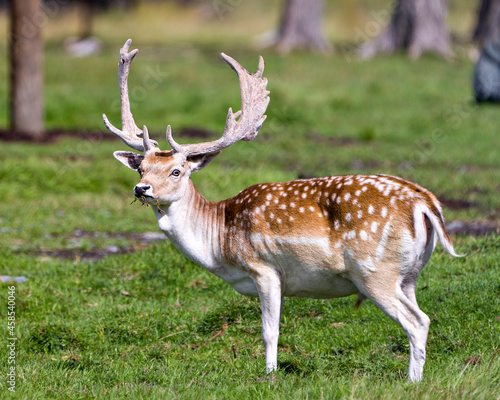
[171,169,181,177]
[137,166,142,176]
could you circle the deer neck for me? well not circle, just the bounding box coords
[153,179,225,271]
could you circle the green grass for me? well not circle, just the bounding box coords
[1,237,499,398]
[0,2,499,398]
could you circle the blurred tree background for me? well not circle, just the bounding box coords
[0,0,496,138]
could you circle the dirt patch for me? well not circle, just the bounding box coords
[0,128,116,144]
[445,220,499,236]
[36,248,132,262]
[438,196,478,210]
[0,126,218,144]
[71,230,167,242]
[33,231,167,262]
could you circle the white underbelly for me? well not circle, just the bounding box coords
[213,268,259,296]
[214,263,358,299]
[282,271,358,298]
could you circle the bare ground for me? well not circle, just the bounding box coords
[0,127,216,144]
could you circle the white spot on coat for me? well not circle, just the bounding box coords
[359,230,368,241]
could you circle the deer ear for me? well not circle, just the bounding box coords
[187,151,221,173]
[113,151,144,171]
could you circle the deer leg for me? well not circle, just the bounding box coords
[400,268,421,306]
[367,284,430,382]
[348,257,430,382]
[253,268,283,373]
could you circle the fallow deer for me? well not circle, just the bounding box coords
[103,40,460,382]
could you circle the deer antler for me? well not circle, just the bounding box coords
[166,53,270,157]
[102,39,157,152]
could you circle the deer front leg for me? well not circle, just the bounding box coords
[253,267,283,373]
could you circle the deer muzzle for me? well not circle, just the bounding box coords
[134,184,154,199]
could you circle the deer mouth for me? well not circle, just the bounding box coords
[133,192,159,209]
[136,194,155,204]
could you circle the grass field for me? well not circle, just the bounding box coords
[0,2,499,399]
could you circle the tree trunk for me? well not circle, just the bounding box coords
[79,0,94,39]
[473,0,500,47]
[10,0,43,138]
[359,0,452,60]
[273,0,332,54]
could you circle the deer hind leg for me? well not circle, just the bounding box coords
[252,266,283,373]
[381,289,429,382]
[374,212,434,381]
[347,255,430,382]
[362,278,430,382]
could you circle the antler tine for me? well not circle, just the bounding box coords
[166,54,270,157]
[165,125,183,153]
[142,125,155,153]
[102,39,157,152]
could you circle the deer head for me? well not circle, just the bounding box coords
[103,39,270,206]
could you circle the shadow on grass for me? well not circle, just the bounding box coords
[278,357,316,377]
[27,324,83,354]
[196,299,261,334]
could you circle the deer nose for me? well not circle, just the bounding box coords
[134,184,151,198]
